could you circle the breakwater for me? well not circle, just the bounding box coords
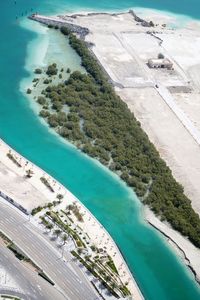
[29,14,89,39]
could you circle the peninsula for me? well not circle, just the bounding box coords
[27,10,200,283]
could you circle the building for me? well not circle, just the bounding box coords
[148,58,173,70]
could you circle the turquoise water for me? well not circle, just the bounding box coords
[1,1,200,299]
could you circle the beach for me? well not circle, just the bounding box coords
[0,138,143,299]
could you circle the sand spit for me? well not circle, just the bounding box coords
[0,139,143,300]
[29,10,200,283]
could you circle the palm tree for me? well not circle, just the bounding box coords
[47,202,53,209]
[61,234,68,245]
[90,261,96,270]
[105,275,112,283]
[46,223,53,232]
[26,169,34,178]
[110,282,116,290]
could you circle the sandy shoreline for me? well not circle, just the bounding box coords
[0,138,143,299]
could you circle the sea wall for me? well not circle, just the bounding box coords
[144,207,200,284]
[29,14,89,39]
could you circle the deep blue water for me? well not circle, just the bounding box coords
[0,1,200,300]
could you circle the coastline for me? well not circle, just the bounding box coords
[144,207,200,284]
[27,9,200,286]
[0,137,144,300]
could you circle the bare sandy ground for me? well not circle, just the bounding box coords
[173,91,200,132]
[0,161,51,210]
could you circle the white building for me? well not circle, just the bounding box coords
[148,58,173,70]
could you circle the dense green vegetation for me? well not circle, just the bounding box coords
[34,29,200,248]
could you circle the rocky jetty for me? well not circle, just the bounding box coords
[28,14,89,39]
[129,10,154,27]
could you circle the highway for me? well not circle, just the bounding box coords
[0,198,99,300]
[0,245,66,300]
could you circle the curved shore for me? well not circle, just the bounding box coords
[0,137,144,300]
[144,207,200,284]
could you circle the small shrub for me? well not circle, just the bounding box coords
[57,194,64,200]
[158,53,165,59]
[37,96,46,105]
[43,79,50,84]
[34,68,42,74]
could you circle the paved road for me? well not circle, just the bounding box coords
[0,199,99,300]
[157,85,200,146]
[0,245,66,300]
